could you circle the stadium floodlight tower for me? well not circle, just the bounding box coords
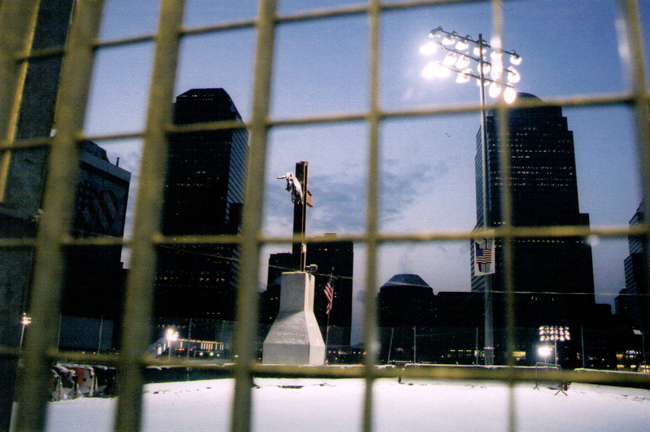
[421,27,522,366]
[540,325,571,367]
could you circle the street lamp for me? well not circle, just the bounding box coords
[539,326,570,367]
[19,313,32,348]
[165,328,179,360]
[421,27,523,366]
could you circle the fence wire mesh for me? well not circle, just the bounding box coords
[0,1,649,431]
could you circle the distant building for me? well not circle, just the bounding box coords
[616,202,649,363]
[377,274,434,363]
[378,274,434,327]
[472,93,595,366]
[307,234,354,346]
[63,141,130,317]
[155,88,248,325]
[434,291,484,364]
[60,141,130,351]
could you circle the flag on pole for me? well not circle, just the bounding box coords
[476,246,492,264]
[474,233,495,275]
[324,274,334,315]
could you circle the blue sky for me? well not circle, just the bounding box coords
[83,0,650,342]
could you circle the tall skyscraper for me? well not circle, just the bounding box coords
[617,202,649,358]
[155,88,248,323]
[472,93,595,365]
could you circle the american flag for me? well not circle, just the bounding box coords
[324,275,334,315]
[475,244,492,264]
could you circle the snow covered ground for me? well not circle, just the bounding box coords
[41,377,650,432]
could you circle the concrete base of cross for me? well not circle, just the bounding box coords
[262,272,326,365]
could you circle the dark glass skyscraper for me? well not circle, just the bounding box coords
[155,88,248,322]
[618,202,649,358]
[472,93,595,364]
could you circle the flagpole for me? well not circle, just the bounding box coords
[324,269,334,351]
[325,309,331,348]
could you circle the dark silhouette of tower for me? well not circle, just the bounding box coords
[378,274,434,327]
[471,93,595,365]
[617,202,650,360]
[377,274,434,363]
[155,88,248,323]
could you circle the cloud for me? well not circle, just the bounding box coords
[264,158,450,236]
[309,174,366,233]
[379,159,448,227]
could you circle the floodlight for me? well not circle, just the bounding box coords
[456,71,471,83]
[456,40,469,51]
[443,52,458,66]
[422,61,450,78]
[456,55,470,69]
[490,66,503,81]
[504,87,517,104]
[507,67,521,83]
[165,328,179,341]
[489,82,501,98]
[429,26,444,38]
[420,42,438,56]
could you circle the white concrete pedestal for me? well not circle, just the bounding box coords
[262,272,326,365]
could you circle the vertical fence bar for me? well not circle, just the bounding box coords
[3,0,649,430]
[14,1,105,430]
[617,0,650,365]
[230,1,277,432]
[0,1,39,201]
[113,1,185,431]
[490,2,518,431]
[0,4,40,429]
[362,1,381,432]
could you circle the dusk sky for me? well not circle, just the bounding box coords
[82,0,650,342]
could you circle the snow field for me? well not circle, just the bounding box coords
[42,378,650,432]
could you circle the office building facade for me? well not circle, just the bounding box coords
[62,141,130,349]
[155,88,248,323]
[471,93,595,365]
[617,202,649,360]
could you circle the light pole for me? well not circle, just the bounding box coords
[421,27,522,366]
[19,313,31,349]
[633,329,645,368]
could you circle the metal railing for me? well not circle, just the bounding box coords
[0,1,649,431]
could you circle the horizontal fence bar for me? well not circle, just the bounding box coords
[1,222,649,250]
[2,1,649,431]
